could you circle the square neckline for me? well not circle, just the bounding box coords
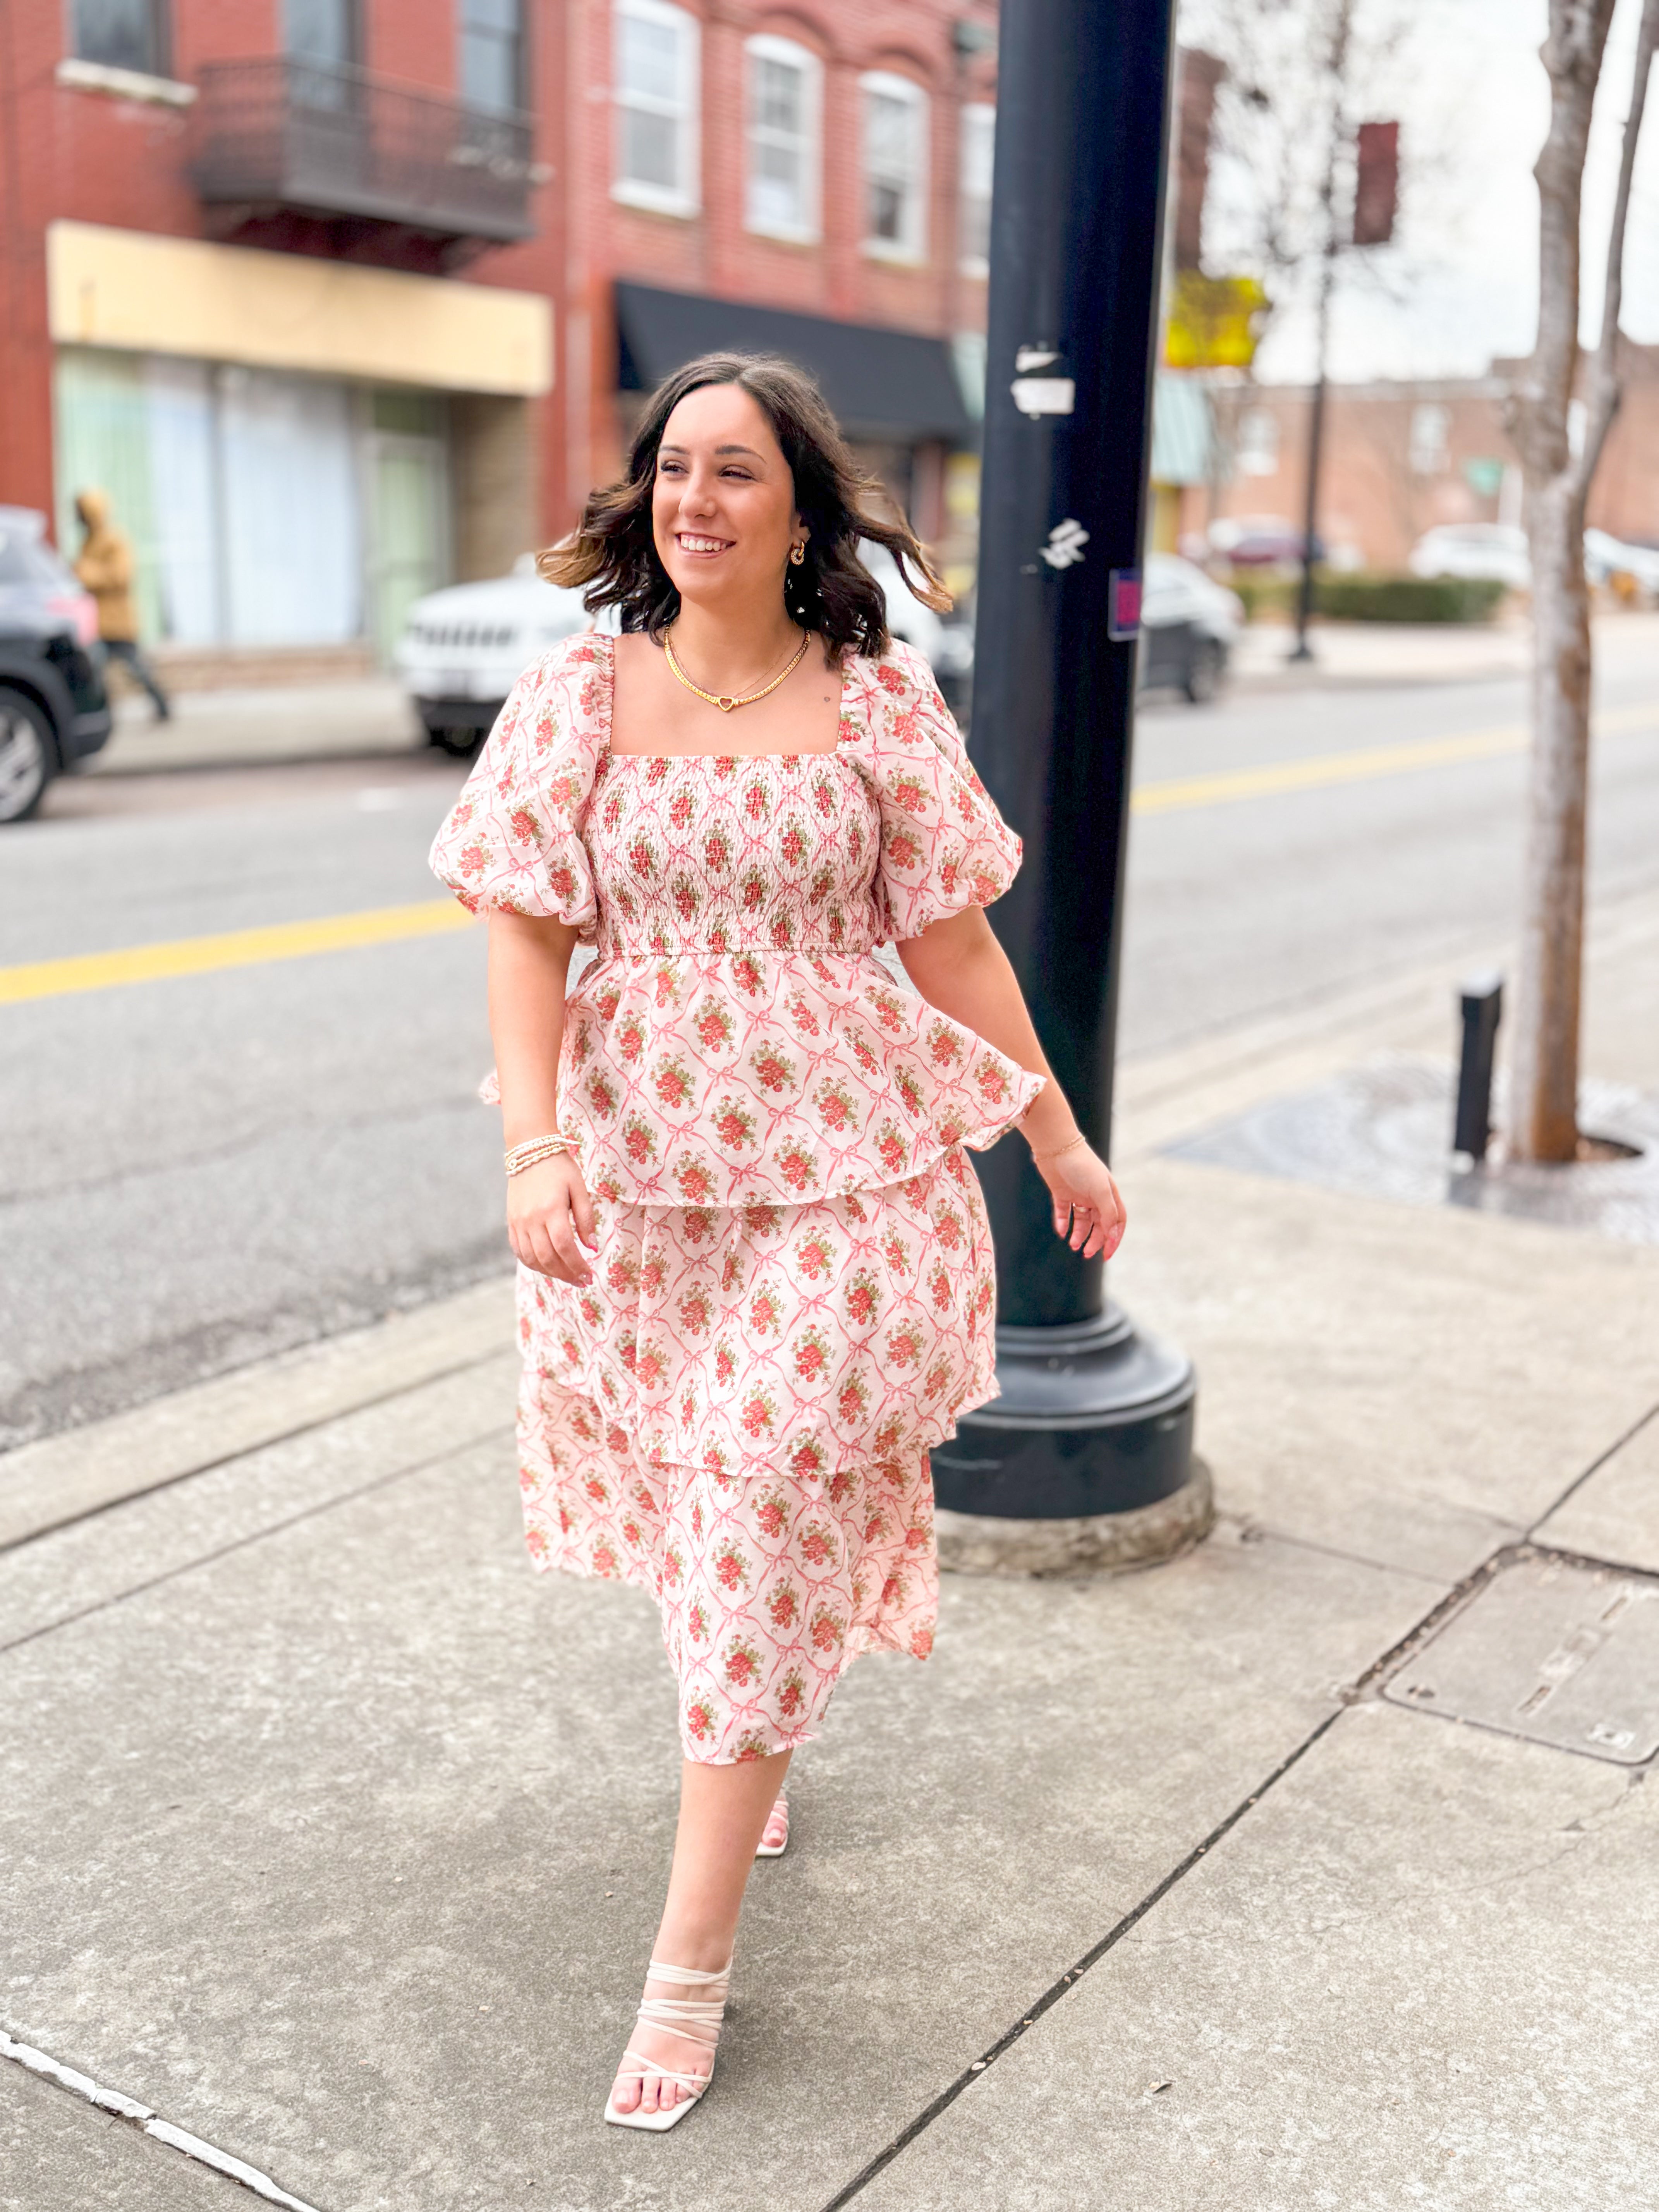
[596,632,859,765]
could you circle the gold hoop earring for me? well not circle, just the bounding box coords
[789,541,805,566]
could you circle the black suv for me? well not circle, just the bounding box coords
[0,507,113,823]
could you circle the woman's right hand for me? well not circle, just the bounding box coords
[506,1155,597,1285]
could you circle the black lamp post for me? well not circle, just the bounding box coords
[933,0,1198,1526]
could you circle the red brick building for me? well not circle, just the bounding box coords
[562,0,997,579]
[0,0,996,671]
[1193,345,1659,572]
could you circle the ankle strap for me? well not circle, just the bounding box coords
[646,1957,732,1989]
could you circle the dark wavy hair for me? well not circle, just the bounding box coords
[539,352,951,661]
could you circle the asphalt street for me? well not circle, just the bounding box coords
[4,627,1658,1451]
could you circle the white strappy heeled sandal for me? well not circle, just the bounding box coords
[754,1791,789,1858]
[603,1957,732,2132]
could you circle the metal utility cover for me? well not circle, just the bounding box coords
[1385,1555,1659,1765]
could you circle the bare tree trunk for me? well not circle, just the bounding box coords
[1512,473,1592,1158]
[1506,0,1656,1162]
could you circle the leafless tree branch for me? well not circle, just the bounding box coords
[1576,0,1659,492]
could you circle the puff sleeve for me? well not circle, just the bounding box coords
[855,640,1023,942]
[428,637,605,936]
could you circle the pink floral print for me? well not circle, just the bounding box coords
[431,634,1038,1762]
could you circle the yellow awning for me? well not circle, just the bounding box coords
[47,221,552,396]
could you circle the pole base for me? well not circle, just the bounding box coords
[932,1305,1197,1518]
[938,1458,1214,1577]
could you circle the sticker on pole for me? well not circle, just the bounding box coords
[1108,568,1142,639]
[1040,518,1090,570]
[1011,376,1076,417]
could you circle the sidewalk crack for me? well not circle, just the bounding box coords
[0,2026,326,2210]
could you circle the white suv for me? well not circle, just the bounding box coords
[395,543,972,752]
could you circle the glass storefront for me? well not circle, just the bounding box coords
[52,347,451,656]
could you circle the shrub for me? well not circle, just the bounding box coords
[1312,572,1508,624]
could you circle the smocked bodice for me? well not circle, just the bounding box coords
[431,634,1042,1206]
[585,749,882,960]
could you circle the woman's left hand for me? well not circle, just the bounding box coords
[1032,1138,1127,1261]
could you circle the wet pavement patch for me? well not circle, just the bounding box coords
[1164,1055,1659,1243]
[1384,1553,1659,1765]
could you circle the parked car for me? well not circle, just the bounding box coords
[1584,527,1659,600]
[1408,524,1532,591]
[393,554,597,754]
[1209,514,1324,568]
[1138,552,1245,703]
[858,540,974,719]
[395,542,975,751]
[0,506,112,823]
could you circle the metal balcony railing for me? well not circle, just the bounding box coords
[191,58,535,244]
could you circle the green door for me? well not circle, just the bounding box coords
[368,392,450,664]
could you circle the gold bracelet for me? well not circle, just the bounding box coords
[1031,1132,1089,1165]
[504,1133,580,1176]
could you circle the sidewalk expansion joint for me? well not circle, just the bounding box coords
[0,2027,326,2210]
[0,1424,512,1657]
[817,1706,1345,2211]
[1525,1396,1659,1536]
[0,1344,512,1559]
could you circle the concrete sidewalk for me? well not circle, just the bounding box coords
[92,679,425,777]
[3,896,1659,2210]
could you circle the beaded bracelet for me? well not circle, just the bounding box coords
[504,1133,581,1177]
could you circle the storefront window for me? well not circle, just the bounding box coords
[72,0,167,77]
[53,349,454,654]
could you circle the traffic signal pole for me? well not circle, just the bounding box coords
[933,0,1202,1558]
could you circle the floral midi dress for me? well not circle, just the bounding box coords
[430,633,1041,1762]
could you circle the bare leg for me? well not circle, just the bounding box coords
[610,1748,791,2118]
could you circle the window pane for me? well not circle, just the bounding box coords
[623,105,680,189]
[620,15,680,105]
[752,143,802,230]
[960,106,993,264]
[869,178,904,242]
[866,91,911,177]
[754,56,800,134]
[285,0,354,66]
[461,27,519,112]
[74,0,159,74]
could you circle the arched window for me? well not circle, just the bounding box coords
[745,34,821,242]
[614,0,700,215]
[861,71,928,261]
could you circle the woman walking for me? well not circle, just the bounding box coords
[429,354,1124,2131]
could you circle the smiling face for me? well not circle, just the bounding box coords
[651,382,805,618]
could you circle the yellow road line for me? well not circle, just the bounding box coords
[6,702,1656,1006]
[0,897,473,1007]
[1132,700,1659,816]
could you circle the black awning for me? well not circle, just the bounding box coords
[614,282,971,443]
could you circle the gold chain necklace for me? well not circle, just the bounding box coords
[663,627,809,713]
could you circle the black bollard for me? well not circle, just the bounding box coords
[1453,973,1503,1162]
[934,0,1198,1528]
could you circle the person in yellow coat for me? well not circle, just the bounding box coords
[73,489,171,721]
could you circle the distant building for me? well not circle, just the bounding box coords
[1198,346,1659,570]
[0,0,997,678]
